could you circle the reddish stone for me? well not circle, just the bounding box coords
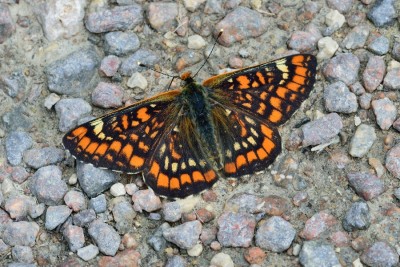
[300,211,337,240]
[330,231,350,247]
[263,195,290,216]
[98,249,140,267]
[196,208,215,223]
[244,247,267,264]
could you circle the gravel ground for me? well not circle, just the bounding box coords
[0,0,400,266]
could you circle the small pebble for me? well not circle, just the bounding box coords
[64,190,87,212]
[210,241,222,251]
[341,24,369,50]
[97,248,140,267]
[217,212,256,247]
[132,189,162,212]
[371,97,397,130]
[63,225,85,252]
[301,113,343,147]
[299,240,340,267]
[342,201,371,232]
[162,201,182,222]
[386,143,400,179]
[5,131,33,166]
[187,243,203,257]
[165,255,186,267]
[127,72,148,89]
[244,247,266,265]
[12,245,34,263]
[88,219,121,256]
[125,183,139,195]
[77,244,99,261]
[225,193,264,214]
[73,209,96,227]
[196,208,215,223]
[210,252,234,267]
[347,172,385,200]
[89,194,107,213]
[323,53,360,85]
[287,30,318,53]
[147,223,169,252]
[200,227,217,245]
[163,220,202,249]
[324,81,358,113]
[330,231,350,247]
[147,2,178,32]
[326,0,353,13]
[99,55,121,77]
[4,195,34,220]
[361,241,399,267]
[110,183,126,197]
[68,174,78,185]
[45,205,72,230]
[103,31,140,56]
[55,98,92,132]
[383,68,400,90]
[122,233,138,249]
[293,192,308,206]
[112,200,136,233]
[23,147,65,169]
[300,211,337,240]
[255,216,296,252]
[368,35,390,55]
[188,34,206,49]
[369,157,386,177]
[44,93,61,110]
[120,49,159,76]
[317,37,339,61]
[367,0,397,27]
[2,221,39,246]
[359,93,372,109]
[325,9,345,32]
[349,124,376,158]
[362,56,385,92]
[91,82,123,108]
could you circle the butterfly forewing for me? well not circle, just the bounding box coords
[63,91,181,173]
[206,54,317,126]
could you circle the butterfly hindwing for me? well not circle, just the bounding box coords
[63,91,181,173]
[212,104,281,177]
[206,54,317,126]
[143,115,218,198]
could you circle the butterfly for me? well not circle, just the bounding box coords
[63,54,317,198]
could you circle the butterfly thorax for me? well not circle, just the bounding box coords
[180,77,222,169]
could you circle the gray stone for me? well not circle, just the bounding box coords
[132,189,162,213]
[147,2,178,32]
[46,48,100,96]
[361,242,399,267]
[342,201,371,232]
[63,225,85,252]
[30,165,68,205]
[45,205,72,230]
[341,25,369,50]
[23,147,65,169]
[324,81,358,113]
[163,220,202,249]
[299,240,340,267]
[2,221,40,246]
[0,3,15,44]
[359,93,372,109]
[112,200,136,234]
[104,31,140,56]
[91,82,123,108]
[85,5,143,33]
[165,255,186,267]
[347,172,385,200]
[120,49,160,76]
[362,56,386,92]
[367,0,397,27]
[88,220,121,256]
[2,106,33,131]
[255,216,296,252]
[76,162,118,198]
[11,245,34,263]
[5,131,33,166]
[326,0,353,14]
[162,201,182,222]
[368,35,390,55]
[383,68,400,90]
[323,53,360,85]
[302,113,343,147]
[89,194,107,213]
[148,223,170,252]
[77,244,99,261]
[349,124,376,157]
[0,70,26,98]
[73,209,96,227]
[55,98,92,132]
[386,143,400,179]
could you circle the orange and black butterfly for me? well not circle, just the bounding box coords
[63,54,317,198]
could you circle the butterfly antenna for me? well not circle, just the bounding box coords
[137,62,181,80]
[193,29,223,78]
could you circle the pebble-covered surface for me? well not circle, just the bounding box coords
[0,0,399,266]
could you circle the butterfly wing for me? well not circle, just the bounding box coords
[207,54,316,177]
[205,54,317,126]
[63,91,181,173]
[143,115,218,198]
[211,104,281,177]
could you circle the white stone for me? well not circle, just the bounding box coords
[354,116,361,126]
[110,183,126,197]
[325,9,345,30]
[210,252,234,267]
[183,0,206,12]
[33,0,87,41]
[317,37,339,61]
[352,258,363,267]
[77,244,99,261]
[188,34,207,49]
[44,93,61,110]
[187,243,203,257]
[125,183,139,195]
[127,72,148,89]
[68,173,78,185]
[349,124,376,158]
[387,60,400,72]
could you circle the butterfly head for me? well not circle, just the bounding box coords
[181,71,194,84]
